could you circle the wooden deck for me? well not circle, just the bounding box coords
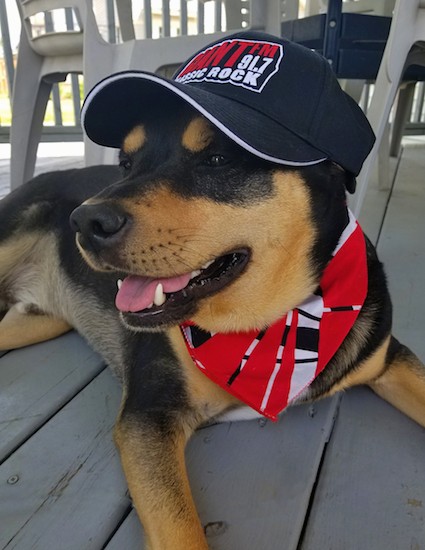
[1,142,424,549]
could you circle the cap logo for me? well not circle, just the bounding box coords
[174,39,284,93]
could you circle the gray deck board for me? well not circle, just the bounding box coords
[187,398,339,550]
[105,511,144,549]
[0,150,84,200]
[0,369,126,550]
[0,331,105,461]
[106,397,340,550]
[300,143,425,550]
[376,145,425,359]
[300,387,425,550]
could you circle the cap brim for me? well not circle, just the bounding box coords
[82,71,327,168]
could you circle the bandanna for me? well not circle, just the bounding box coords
[181,210,367,420]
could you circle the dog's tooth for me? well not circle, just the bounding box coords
[147,302,154,309]
[190,269,202,279]
[117,279,123,290]
[201,259,214,270]
[153,283,166,306]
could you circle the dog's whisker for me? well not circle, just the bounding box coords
[166,230,217,242]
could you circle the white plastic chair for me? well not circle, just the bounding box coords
[10,0,240,188]
[352,0,425,216]
[10,0,86,189]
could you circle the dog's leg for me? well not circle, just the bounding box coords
[0,304,72,350]
[369,337,425,428]
[114,329,241,549]
[114,412,208,550]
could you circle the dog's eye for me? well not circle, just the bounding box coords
[205,154,227,167]
[119,157,132,172]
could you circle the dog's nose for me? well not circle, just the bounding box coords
[70,203,129,249]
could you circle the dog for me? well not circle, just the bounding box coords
[2,30,425,549]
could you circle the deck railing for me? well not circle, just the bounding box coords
[0,0,424,143]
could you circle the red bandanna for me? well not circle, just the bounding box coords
[181,211,368,420]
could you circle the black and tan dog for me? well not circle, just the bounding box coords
[2,31,425,550]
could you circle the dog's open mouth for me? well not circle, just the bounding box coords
[116,248,250,328]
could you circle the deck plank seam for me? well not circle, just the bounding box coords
[374,146,404,249]
[294,394,343,550]
[0,362,108,466]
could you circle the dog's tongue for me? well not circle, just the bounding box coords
[115,273,192,312]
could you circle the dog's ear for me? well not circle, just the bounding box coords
[332,163,356,194]
[0,304,72,350]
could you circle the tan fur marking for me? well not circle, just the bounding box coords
[114,417,208,550]
[328,336,391,394]
[0,305,71,350]
[0,235,38,281]
[182,117,214,152]
[168,326,241,419]
[116,170,316,333]
[370,348,425,428]
[75,236,108,272]
[122,125,146,154]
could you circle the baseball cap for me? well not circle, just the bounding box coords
[82,30,375,176]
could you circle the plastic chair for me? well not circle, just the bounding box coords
[10,0,86,189]
[10,0,239,188]
[352,0,425,216]
[280,0,394,81]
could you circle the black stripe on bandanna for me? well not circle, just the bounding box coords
[297,308,322,322]
[189,326,213,348]
[295,327,320,352]
[326,305,356,312]
[280,321,291,347]
[227,330,266,386]
[295,357,319,364]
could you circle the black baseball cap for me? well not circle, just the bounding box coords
[82,30,375,176]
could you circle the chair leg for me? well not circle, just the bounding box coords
[10,33,51,190]
[84,137,107,166]
[377,121,391,191]
[390,82,416,157]
[10,77,53,190]
[352,74,401,215]
[340,79,365,103]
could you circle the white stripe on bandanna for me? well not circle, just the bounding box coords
[182,325,193,347]
[260,364,281,412]
[296,313,320,330]
[259,311,293,412]
[294,349,318,361]
[288,360,319,403]
[333,209,357,256]
[297,293,325,320]
[238,335,262,374]
[288,293,324,403]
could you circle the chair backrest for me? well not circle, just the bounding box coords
[342,0,395,16]
[16,0,88,57]
[304,0,395,16]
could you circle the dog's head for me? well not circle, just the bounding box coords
[71,96,354,334]
[73,31,374,334]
